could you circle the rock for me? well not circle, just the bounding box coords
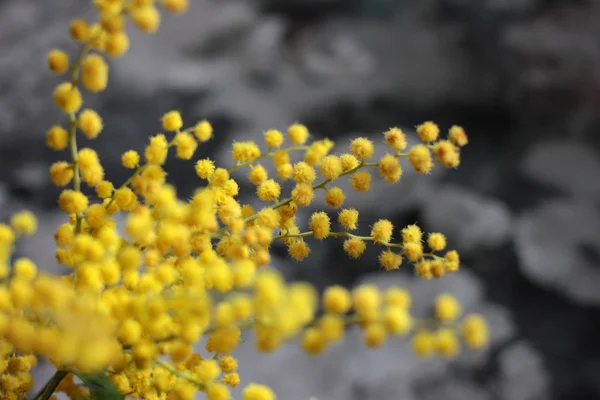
[520,141,600,201]
[514,198,600,306]
[496,341,550,400]
[416,379,492,400]
[420,185,513,254]
[0,0,87,146]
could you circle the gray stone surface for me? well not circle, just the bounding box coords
[520,141,600,201]
[515,198,600,306]
[496,341,550,400]
[421,185,513,254]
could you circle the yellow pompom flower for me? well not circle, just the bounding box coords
[434,293,461,322]
[164,0,189,14]
[427,232,447,251]
[131,5,161,33]
[350,171,371,192]
[114,187,138,211]
[96,180,114,198]
[415,260,432,280]
[232,142,261,163]
[401,224,422,243]
[54,223,74,248]
[219,356,238,373]
[378,250,402,271]
[175,131,198,160]
[84,204,107,229]
[194,120,213,141]
[319,155,343,180]
[411,331,434,357]
[383,306,412,336]
[100,14,125,34]
[322,286,352,314]
[256,180,281,202]
[340,153,359,171]
[371,219,393,243]
[350,137,374,161]
[10,211,37,236]
[416,121,439,142]
[223,372,241,388]
[319,314,345,342]
[291,183,314,208]
[49,161,74,187]
[81,54,109,92]
[46,125,68,150]
[277,163,293,180]
[13,258,37,281]
[301,327,327,355]
[288,239,310,261]
[449,125,468,147]
[58,190,88,214]
[408,144,433,174]
[118,319,143,346]
[273,150,289,166]
[195,158,215,179]
[378,154,402,183]
[434,328,460,358]
[121,150,140,169]
[162,110,183,131]
[145,134,169,165]
[384,127,407,151]
[310,212,330,240]
[47,49,69,74]
[338,208,358,230]
[105,32,130,58]
[352,285,380,316]
[69,18,90,41]
[288,123,309,145]
[77,109,103,139]
[430,259,446,278]
[461,314,489,349]
[248,164,268,185]
[403,242,423,262]
[363,323,387,348]
[384,288,411,309]
[264,129,284,148]
[433,140,460,168]
[324,187,345,208]
[53,82,82,114]
[243,383,276,400]
[292,162,317,184]
[343,237,366,258]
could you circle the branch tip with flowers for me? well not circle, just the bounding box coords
[0,1,487,399]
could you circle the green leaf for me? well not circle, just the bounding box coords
[78,372,124,400]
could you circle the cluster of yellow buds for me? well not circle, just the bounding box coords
[0,1,488,399]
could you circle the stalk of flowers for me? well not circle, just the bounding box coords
[0,1,487,399]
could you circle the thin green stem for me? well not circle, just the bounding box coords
[154,359,206,390]
[216,149,411,237]
[226,145,311,174]
[32,369,68,400]
[68,114,82,234]
[104,164,146,210]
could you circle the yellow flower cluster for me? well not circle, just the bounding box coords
[0,1,488,399]
[408,293,489,358]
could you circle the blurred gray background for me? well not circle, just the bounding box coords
[2,0,600,399]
